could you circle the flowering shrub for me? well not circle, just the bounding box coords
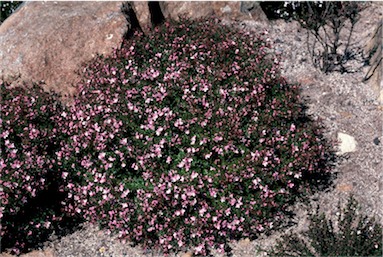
[57,18,334,255]
[269,195,382,256]
[0,82,70,254]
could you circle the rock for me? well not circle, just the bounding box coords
[240,1,269,22]
[180,251,193,257]
[158,1,247,22]
[129,2,151,34]
[131,1,267,31]
[0,249,56,257]
[0,1,130,103]
[20,249,56,257]
[364,20,382,104]
[338,111,353,119]
[337,132,357,155]
[336,183,353,192]
[0,253,13,257]
[238,237,251,247]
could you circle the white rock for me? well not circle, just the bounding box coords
[337,132,357,155]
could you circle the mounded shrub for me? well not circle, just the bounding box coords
[269,195,382,256]
[56,17,335,255]
[0,82,71,254]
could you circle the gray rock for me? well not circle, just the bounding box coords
[240,1,269,21]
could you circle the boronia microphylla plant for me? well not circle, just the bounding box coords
[55,17,335,255]
[0,82,69,254]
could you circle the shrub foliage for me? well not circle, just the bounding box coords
[55,18,334,255]
[269,195,383,257]
[0,82,72,254]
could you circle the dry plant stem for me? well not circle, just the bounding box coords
[299,2,363,73]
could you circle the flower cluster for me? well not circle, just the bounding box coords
[56,18,334,255]
[0,82,68,254]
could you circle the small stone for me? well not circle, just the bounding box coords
[337,132,357,155]
[99,246,106,253]
[336,183,353,192]
[339,111,353,119]
[373,137,380,145]
[297,75,315,85]
[378,90,383,104]
[274,38,283,43]
[20,249,56,257]
[221,5,232,14]
[238,237,251,246]
[0,253,14,257]
[180,251,193,257]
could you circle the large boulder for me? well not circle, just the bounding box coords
[0,1,130,102]
[130,1,268,34]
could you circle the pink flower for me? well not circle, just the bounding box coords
[171,174,181,182]
[262,157,269,167]
[191,171,198,180]
[44,221,51,229]
[199,207,207,216]
[155,126,164,136]
[177,157,192,171]
[195,244,204,254]
[190,135,196,145]
[62,172,69,179]
[287,181,294,188]
[98,152,106,160]
[99,175,106,184]
[209,188,217,198]
[175,209,185,216]
[213,135,223,142]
